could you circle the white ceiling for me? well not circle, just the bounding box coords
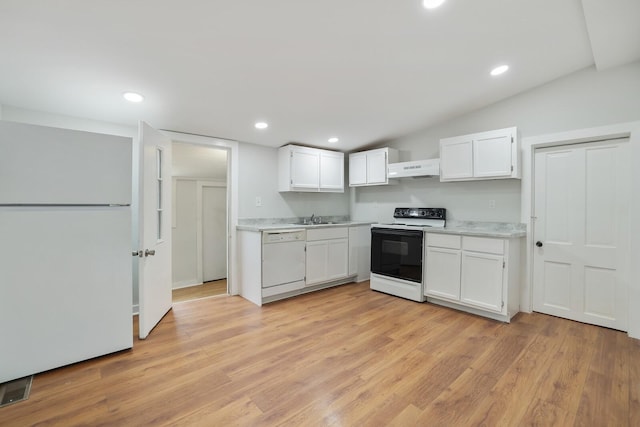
[0,1,638,152]
[581,0,640,71]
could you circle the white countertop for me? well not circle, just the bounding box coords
[236,221,374,232]
[423,222,526,238]
[237,218,525,237]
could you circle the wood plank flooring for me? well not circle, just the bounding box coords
[172,279,227,303]
[1,281,638,426]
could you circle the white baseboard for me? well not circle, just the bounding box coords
[172,280,202,290]
[356,273,371,283]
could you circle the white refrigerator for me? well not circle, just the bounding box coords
[0,121,133,383]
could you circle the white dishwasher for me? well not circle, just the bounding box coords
[262,229,306,297]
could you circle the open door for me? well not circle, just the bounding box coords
[138,122,173,339]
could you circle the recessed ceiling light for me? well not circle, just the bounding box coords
[254,122,269,129]
[423,0,446,9]
[328,137,339,143]
[490,65,509,76]
[123,92,144,103]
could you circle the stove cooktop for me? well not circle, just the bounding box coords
[373,207,447,229]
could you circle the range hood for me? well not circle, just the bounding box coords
[388,158,440,178]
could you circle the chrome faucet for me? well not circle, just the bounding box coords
[307,213,323,224]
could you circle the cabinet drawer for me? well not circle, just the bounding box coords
[306,226,349,241]
[426,233,461,249]
[462,236,504,255]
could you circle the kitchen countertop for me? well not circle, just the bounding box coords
[423,221,526,238]
[237,218,525,237]
[236,218,374,232]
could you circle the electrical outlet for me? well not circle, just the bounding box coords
[489,199,496,209]
[255,196,262,207]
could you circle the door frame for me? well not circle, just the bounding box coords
[520,121,640,338]
[162,131,239,296]
[196,180,227,285]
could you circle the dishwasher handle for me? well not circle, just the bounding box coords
[263,229,306,244]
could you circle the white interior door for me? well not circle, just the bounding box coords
[138,122,173,339]
[533,139,630,331]
[202,185,227,282]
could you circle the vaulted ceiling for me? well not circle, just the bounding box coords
[0,1,638,151]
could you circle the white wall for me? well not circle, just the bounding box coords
[1,105,136,137]
[351,61,640,223]
[172,179,199,288]
[238,142,350,219]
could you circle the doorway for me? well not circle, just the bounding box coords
[171,142,229,303]
[532,138,630,331]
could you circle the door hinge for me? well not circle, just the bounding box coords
[511,136,514,143]
[502,301,504,308]
[502,261,505,268]
[291,179,293,184]
[290,152,293,158]
[510,165,513,172]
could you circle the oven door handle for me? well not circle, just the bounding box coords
[371,228,423,237]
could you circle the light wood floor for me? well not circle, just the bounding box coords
[1,282,638,426]
[172,279,227,303]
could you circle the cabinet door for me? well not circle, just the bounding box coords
[327,238,349,280]
[366,150,388,184]
[349,153,367,186]
[424,247,461,300]
[460,252,504,312]
[348,227,358,276]
[319,151,344,191]
[440,139,473,180]
[305,240,327,285]
[291,149,319,189]
[474,132,512,178]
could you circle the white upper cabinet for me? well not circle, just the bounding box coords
[319,150,344,190]
[291,147,320,190]
[348,152,368,186]
[279,145,344,192]
[440,127,520,182]
[366,149,388,184]
[440,139,473,180]
[348,147,398,187]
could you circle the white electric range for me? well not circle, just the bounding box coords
[370,207,446,302]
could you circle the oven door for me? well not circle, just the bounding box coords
[371,227,423,283]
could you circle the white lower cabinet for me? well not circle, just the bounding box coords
[306,227,349,286]
[425,247,461,300]
[238,225,364,306]
[424,233,521,322]
[460,251,504,312]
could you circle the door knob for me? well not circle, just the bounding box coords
[132,250,143,257]
[145,249,156,257]
[536,241,543,247]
